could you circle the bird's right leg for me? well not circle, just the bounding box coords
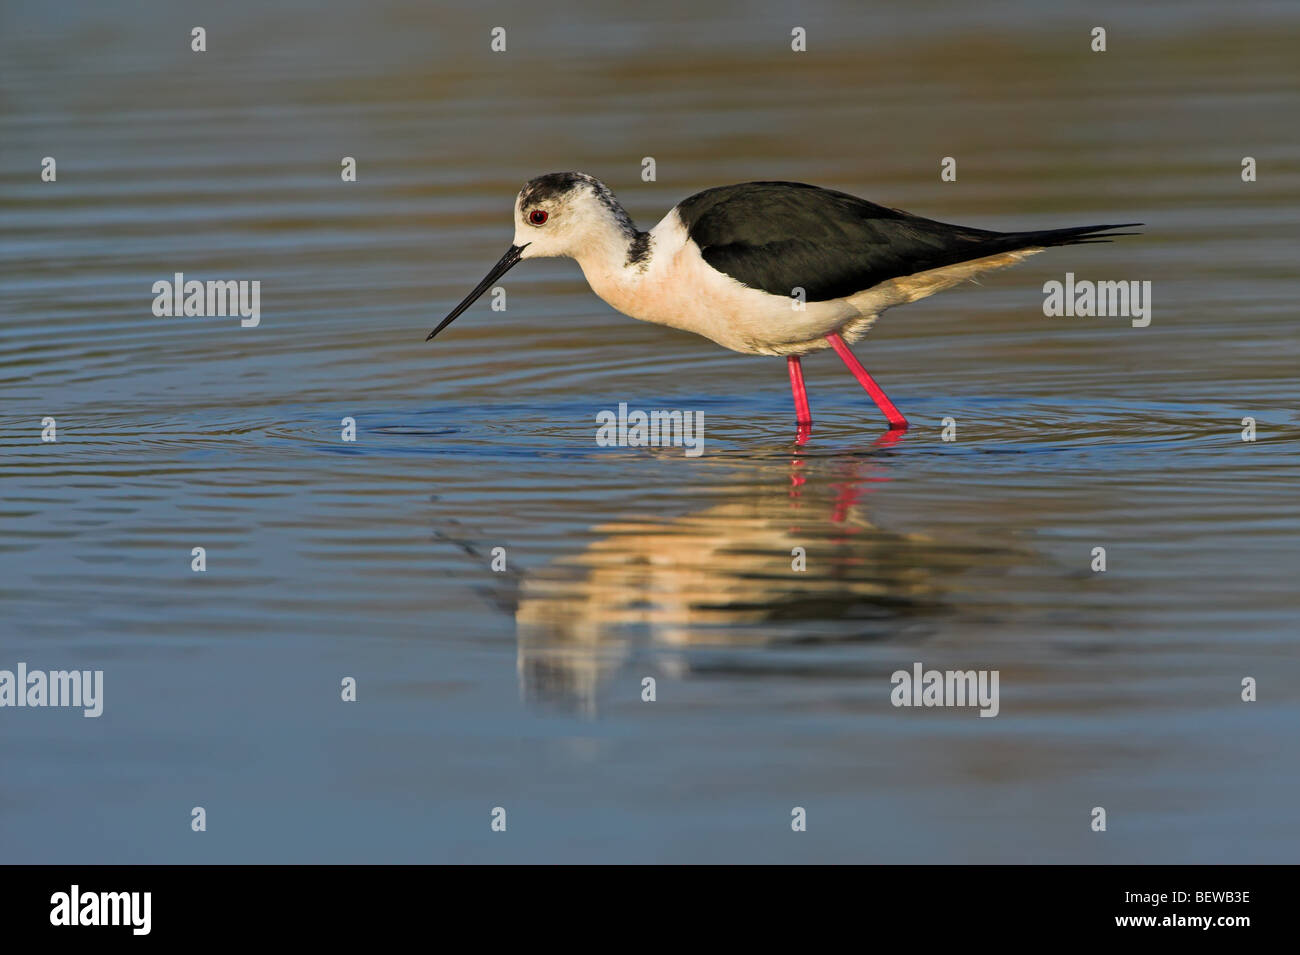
[825,333,908,430]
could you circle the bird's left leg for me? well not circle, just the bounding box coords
[787,355,812,446]
[787,356,812,426]
[825,333,908,430]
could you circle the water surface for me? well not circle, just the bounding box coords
[1,0,1298,862]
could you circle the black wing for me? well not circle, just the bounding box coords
[675,181,1140,302]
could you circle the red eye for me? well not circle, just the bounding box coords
[529,209,548,225]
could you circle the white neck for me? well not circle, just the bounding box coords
[571,216,651,309]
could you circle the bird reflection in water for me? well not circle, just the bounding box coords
[441,432,1005,715]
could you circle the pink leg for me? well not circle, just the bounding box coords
[787,355,812,446]
[825,333,908,430]
[787,356,812,424]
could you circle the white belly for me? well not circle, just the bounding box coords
[579,211,859,356]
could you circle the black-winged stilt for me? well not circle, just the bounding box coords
[427,172,1139,439]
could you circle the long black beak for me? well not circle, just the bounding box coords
[426,243,528,341]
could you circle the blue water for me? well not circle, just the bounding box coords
[2,0,1298,862]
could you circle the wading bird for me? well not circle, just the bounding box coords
[427,173,1137,440]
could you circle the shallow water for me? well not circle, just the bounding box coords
[2,0,1298,862]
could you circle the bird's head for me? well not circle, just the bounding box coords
[427,172,635,341]
[512,171,628,260]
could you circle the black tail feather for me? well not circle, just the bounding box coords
[1002,223,1144,249]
